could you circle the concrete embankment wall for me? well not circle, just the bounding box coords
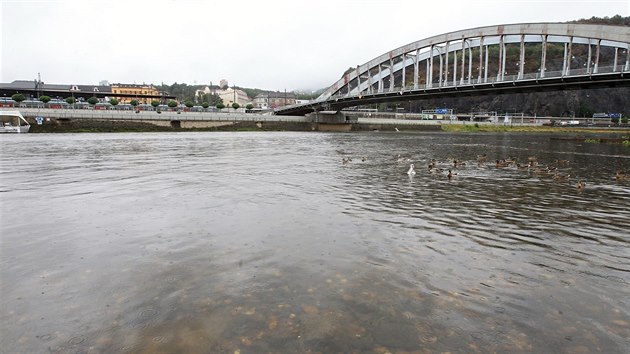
[9,108,447,132]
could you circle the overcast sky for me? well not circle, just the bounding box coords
[1,0,628,91]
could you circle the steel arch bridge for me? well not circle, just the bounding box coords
[276,23,630,116]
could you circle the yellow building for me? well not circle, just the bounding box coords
[111,83,160,104]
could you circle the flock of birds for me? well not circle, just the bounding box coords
[342,153,629,190]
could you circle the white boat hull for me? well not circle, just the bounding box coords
[0,125,30,133]
[0,110,31,133]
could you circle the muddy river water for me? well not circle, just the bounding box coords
[1,132,629,353]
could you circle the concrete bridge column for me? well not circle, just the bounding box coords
[444,42,449,86]
[540,35,548,78]
[497,35,504,81]
[594,39,601,74]
[367,68,374,93]
[428,45,434,88]
[426,56,430,88]
[453,49,458,86]
[469,42,474,84]
[413,49,419,89]
[587,41,592,74]
[518,34,525,79]
[438,48,444,87]
[402,54,406,89]
[563,37,573,76]
[378,63,383,93]
[460,40,466,85]
[478,37,484,83]
[484,45,489,83]
[389,57,395,92]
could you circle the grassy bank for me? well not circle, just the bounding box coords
[440,124,630,134]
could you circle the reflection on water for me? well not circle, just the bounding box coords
[1,132,629,353]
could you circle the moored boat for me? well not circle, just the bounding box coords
[0,111,30,133]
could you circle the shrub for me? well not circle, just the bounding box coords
[130,100,139,106]
[87,97,99,105]
[11,93,25,102]
[38,95,51,103]
[167,100,178,108]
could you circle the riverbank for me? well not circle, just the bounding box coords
[19,117,630,139]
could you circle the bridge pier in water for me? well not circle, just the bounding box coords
[306,111,358,132]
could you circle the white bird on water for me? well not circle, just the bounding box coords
[407,164,416,176]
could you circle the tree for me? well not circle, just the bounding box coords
[11,93,25,103]
[216,102,225,109]
[622,116,629,125]
[167,100,178,108]
[232,102,240,110]
[151,100,160,108]
[202,102,209,109]
[109,98,119,106]
[185,100,194,108]
[65,97,76,104]
[246,103,254,110]
[39,95,51,103]
[87,96,99,105]
[130,99,139,107]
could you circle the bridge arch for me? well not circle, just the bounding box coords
[319,23,630,100]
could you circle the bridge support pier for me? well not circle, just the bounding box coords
[306,111,357,132]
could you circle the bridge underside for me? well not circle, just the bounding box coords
[275,23,630,116]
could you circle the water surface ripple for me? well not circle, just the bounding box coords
[1,132,629,353]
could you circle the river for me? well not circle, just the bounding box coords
[1,132,629,353]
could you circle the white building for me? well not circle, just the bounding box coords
[218,87,251,106]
